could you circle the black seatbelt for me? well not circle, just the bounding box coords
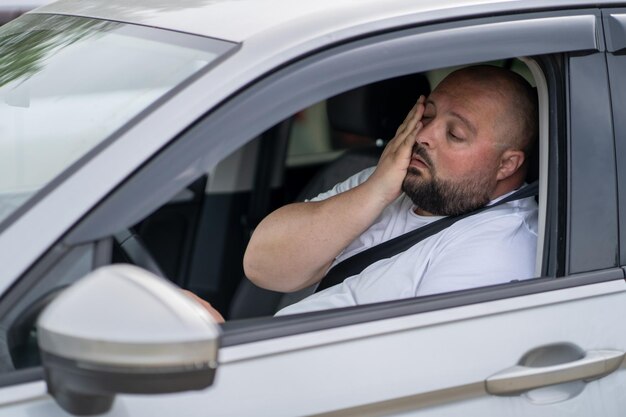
[315,181,539,293]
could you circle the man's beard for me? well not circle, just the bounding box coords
[401,146,493,216]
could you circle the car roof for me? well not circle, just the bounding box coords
[31,0,625,43]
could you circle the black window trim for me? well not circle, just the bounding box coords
[604,8,626,266]
[566,50,619,274]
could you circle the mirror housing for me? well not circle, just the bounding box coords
[37,264,220,416]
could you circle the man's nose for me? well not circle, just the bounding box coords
[416,120,436,149]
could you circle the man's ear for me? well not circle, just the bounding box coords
[496,149,525,181]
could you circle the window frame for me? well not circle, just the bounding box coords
[566,50,619,274]
[604,9,626,267]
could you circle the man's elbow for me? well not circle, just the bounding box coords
[242,249,266,287]
[243,249,320,293]
[243,249,284,291]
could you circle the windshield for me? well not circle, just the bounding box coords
[0,14,234,225]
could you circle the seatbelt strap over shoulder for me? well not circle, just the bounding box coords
[315,181,539,293]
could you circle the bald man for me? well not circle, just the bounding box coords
[242,65,539,316]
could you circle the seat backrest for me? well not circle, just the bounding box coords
[297,73,431,201]
[526,141,539,185]
[327,73,432,143]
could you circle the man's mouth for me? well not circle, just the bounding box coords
[410,153,430,170]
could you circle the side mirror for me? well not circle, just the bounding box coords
[37,265,220,416]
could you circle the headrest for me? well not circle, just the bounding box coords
[326,73,431,143]
[525,136,540,184]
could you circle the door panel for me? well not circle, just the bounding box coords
[129,278,626,416]
[3,278,624,416]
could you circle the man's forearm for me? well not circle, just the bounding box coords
[244,96,424,293]
[243,181,388,292]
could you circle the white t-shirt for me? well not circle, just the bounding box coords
[276,167,538,316]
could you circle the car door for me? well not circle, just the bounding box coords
[2,6,626,417]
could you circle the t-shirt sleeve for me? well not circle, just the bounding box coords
[307,166,376,202]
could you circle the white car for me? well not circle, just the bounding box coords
[0,0,626,416]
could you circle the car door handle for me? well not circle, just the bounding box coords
[485,349,624,395]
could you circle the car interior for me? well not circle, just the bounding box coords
[0,57,544,373]
[112,58,540,320]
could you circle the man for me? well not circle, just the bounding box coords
[243,65,538,316]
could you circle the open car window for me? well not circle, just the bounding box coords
[4,5,609,376]
[0,56,551,376]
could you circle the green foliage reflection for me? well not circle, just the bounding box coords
[0,15,118,88]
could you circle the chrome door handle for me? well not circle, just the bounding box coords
[486,349,624,395]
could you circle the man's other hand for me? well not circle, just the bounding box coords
[181,289,225,323]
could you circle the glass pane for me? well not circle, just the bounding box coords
[1,244,93,372]
[0,14,234,225]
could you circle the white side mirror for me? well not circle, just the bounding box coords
[37,264,220,416]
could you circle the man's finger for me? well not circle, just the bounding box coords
[415,95,425,120]
[402,122,422,151]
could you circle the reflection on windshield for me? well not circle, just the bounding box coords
[0,14,233,226]
[0,16,116,88]
[41,0,232,16]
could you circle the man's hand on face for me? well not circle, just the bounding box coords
[365,95,425,206]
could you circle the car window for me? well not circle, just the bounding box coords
[0,14,233,227]
[0,244,94,373]
[0,56,549,376]
[286,58,536,163]
[284,58,538,201]
[135,59,543,316]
